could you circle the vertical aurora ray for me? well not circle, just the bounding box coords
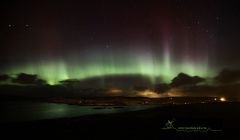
[162,41,173,81]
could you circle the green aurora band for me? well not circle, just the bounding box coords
[3,50,213,85]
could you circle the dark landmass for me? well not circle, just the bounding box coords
[0,92,222,106]
[0,84,231,106]
[1,102,240,139]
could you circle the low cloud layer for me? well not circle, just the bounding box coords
[1,69,240,100]
[214,69,240,84]
[170,73,205,87]
[60,74,161,89]
[12,73,46,85]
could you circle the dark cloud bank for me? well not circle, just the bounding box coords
[0,69,240,100]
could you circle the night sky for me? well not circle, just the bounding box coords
[1,0,240,85]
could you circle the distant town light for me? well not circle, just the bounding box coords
[220,97,226,102]
[137,89,160,98]
[110,88,122,93]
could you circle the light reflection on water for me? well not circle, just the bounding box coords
[1,101,157,123]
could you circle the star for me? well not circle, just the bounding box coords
[8,24,14,28]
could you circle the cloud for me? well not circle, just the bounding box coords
[60,74,162,89]
[214,69,240,84]
[1,71,240,101]
[170,73,205,87]
[215,84,240,100]
[12,73,46,85]
[177,85,217,96]
[154,83,170,93]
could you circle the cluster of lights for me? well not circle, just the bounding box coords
[215,97,227,102]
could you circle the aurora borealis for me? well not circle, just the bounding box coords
[4,50,211,85]
[1,0,240,85]
[3,1,240,136]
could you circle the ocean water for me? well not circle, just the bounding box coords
[1,101,157,123]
